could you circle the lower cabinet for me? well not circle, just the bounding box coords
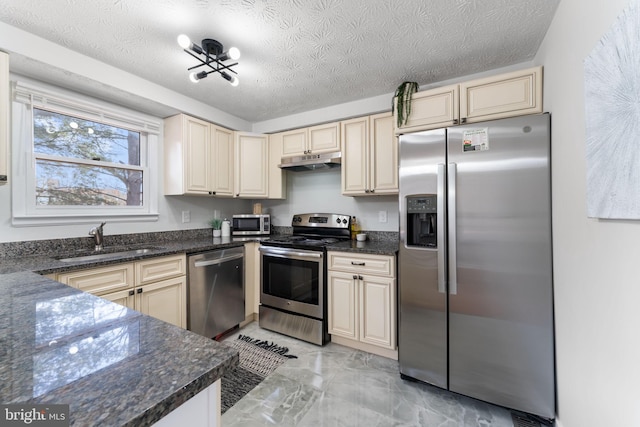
[57,254,187,328]
[327,251,397,359]
[243,242,261,324]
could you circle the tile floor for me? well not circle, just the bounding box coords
[221,322,514,426]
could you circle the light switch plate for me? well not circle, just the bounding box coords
[181,210,191,223]
[378,210,387,223]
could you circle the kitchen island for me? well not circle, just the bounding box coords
[0,269,238,426]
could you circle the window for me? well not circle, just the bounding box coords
[34,108,144,207]
[12,81,160,225]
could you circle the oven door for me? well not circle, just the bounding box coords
[259,245,323,319]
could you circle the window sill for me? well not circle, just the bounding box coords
[11,213,159,227]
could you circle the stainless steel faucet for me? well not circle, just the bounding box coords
[89,222,106,251]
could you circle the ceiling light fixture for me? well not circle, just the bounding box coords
[178,34,240,86]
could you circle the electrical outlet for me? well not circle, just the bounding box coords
[378,210,387,223]
[181,210,191,223]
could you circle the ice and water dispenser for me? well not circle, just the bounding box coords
[406,195,437,248]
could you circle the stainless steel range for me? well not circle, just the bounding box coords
[258,213,351,345]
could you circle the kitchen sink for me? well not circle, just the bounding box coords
[55,247,164,263]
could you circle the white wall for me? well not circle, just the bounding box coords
[535,0,640,426]
[260,169,399,231]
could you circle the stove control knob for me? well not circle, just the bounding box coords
[342,218,347,224]
[335,218,341,224]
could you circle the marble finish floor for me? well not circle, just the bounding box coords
[221,322,514,426]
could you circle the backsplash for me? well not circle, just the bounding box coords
[271,226,398,242]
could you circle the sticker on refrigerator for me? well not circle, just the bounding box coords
[462,128,489,152]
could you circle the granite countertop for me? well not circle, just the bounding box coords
[325,239,398,255]
[0,235,396,275]
[0,271,238,426]
[0,237,250,275]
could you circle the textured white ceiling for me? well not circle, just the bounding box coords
[0,0,559,123]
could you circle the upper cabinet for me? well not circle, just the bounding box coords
[0,51,8,184]
[210,125,235,197]
[267,132,287,199]
[234,132,268,198]
[395,84,459,132]
[459,66,542,122]
[164,114,217,196]
[164,113,284,199]
[395,66,542,133]
[281,122,340,157]
[341,112,397,196]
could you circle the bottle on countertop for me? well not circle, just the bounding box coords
[350,216,359,240]
[221,218,231,237]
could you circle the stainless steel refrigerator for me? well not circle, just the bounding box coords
[398,113,554,420]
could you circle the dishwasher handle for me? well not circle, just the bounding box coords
[193,253,244,268]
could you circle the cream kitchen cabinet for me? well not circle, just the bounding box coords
[210,125,235,196]
[164,113,233,196]
[242,242,261,324]
[57,254,187,328]
[281,122,340,157]
[234,132,269,198]
[0,51,8,184]
[459,66,542,123]
[395,66,542,133]
[341,112,397,196]
[165,113,285,199]
[266,132,287,199]
[327,251,397,359]
[394,84,460,133]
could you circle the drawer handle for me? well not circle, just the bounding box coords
[351,261,366,266]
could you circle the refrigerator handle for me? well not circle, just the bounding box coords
[448,162,458,295]
[437,163,446,294]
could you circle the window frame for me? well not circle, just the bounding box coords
[12,80,161,226]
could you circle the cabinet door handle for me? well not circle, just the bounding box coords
[351,261,366,266]
[460,117,467,124]
[358,275,363,280]
[353,275,358,280]
[136,288,143,294]
[370,189,375,193]
[129,290,135,296]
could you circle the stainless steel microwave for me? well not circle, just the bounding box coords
[232,214,270,236]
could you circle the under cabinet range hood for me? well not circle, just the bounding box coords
[278,151,341,171]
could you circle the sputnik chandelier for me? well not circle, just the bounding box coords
[177,34,240,86]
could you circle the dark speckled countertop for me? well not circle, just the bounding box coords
[0,237,251,426]
[0,271,238,426]
[0,232,397,426]
[325,239,399,255]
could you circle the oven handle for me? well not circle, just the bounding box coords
[259,246,323,260]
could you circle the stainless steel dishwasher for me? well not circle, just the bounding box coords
[187,246,244,339]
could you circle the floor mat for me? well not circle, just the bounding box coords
[221,334,297,414]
